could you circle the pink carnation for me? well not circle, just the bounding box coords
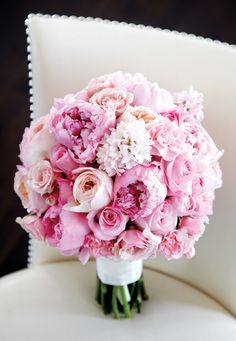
[114,165,167,220]
[158,229,195,260]
[148,116,185,161]
[49,94,116,164]
[83,233,115,258]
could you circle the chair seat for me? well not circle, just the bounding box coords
[0,261,235,341]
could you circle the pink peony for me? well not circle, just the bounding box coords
[172,192,214,217]
[114,229,156,260]
[14,166,48,215]
[16,215,45,240]
[50,144,78,173]
[114,165,167,220]
[87,206,128,241]
[57,178,74,206]
[90,88,133,117]
[49,94,116,164]
[173,86,204,122]
[20,114,56,168]
[28,160,55,195]
[64,167,113,213]
[132,82,175,113]
[148,116,186,161]
[43,205,90,256]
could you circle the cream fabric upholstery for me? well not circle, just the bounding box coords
[0,262,235,341]
[0,14,235,340]
[26,14,236,316]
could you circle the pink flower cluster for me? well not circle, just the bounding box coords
[15,72,223,263]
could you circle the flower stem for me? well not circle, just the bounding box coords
[112,286,120,319]
[119,286,131,318]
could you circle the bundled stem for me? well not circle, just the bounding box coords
[95,274,148,319]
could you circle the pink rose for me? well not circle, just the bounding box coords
[29,160,55,195]
[114,229,156,260]
[158,229,195,260]
[43,205,90,256]
[50,144,78,173]
[90,88,133,117]
[164,153,196,195]
[49,95,116,164]
[87,206,128,241]
[16,215,45,240]
[148,116,185,161]
[114,165,167,220]
[14,166,48,215]
[64,167,113,213]
[136,198,178,242]
[20,114,56,168]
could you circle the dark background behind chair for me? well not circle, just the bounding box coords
[0,0,235,277]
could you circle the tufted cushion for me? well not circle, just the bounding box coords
[0,261,235,341]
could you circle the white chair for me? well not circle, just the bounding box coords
[0,14,235,340]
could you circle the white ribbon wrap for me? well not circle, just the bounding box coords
[96,257,143,286]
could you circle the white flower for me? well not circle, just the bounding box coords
[97,120,152,176]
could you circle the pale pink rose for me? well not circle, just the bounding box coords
[50,144,78,173]
[29,160,55,195]
[148,116,185,161]
[120,105,157,124]
[43,205,90,256]
[20,114,56,168]
[80,233,115,261]
[49,95,116,164]
[114,165,167,220]
[136,198,177,238]
[158,229,195,260]
[114,229,156,260]
[179,216,206,241]
[87,206,128,241]
[64,167,113,213]
[14,166,48,215]
[16,215,45,240]
[164,153,196,196]
[132,82,175,113]
[90,88,133,117]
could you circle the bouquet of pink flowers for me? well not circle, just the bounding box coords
[15,72,222,318]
